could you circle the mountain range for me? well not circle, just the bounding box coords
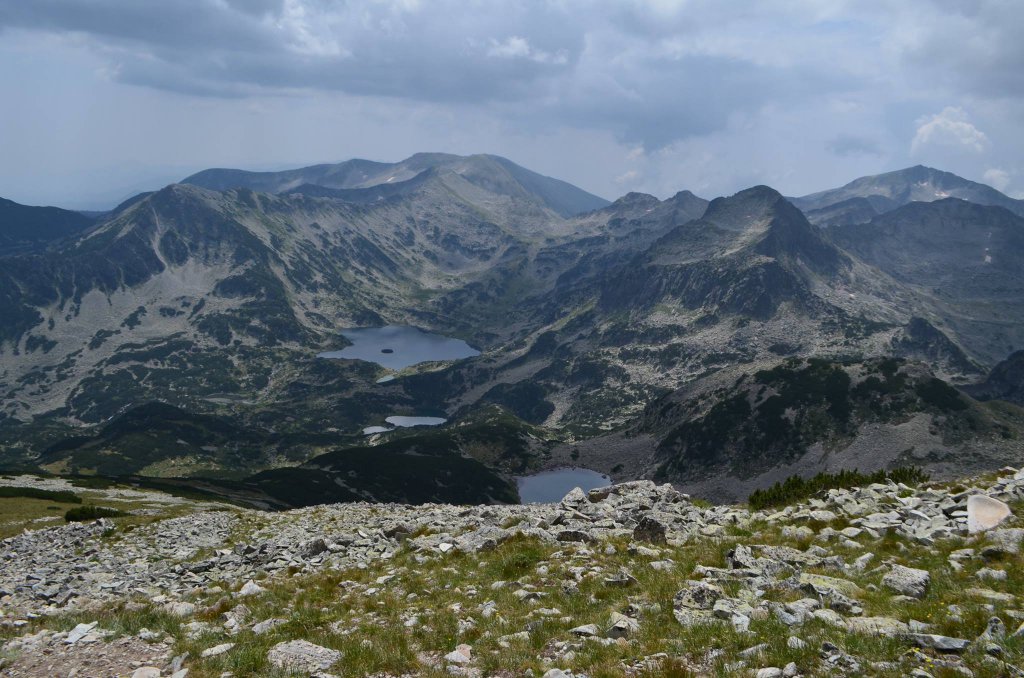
[1,155,1022,506]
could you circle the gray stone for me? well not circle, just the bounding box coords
[798,573,862,597]
[606,612,640,639]
[979,616,1006,642]
[673,580,724,611]
[555,529,594,543]
[907,633,971,652]
[444,644,473,664]
[238,580,265,596]
[812,609,846,627]
[847,616,909,636]
[976,568,1008,582]
[633,515,667,544]
[727,544,757,570]
[569,623,601,637]
[65,621,97,644]
[268,640,343,673]
[882,564,930,598]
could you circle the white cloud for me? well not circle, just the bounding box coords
[911,106,989,155]
[983,167,1011,192]
[486,36,568,64]
[614,169,639,184]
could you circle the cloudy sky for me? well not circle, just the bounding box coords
[1,0,1022,209]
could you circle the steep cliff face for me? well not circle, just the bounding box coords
[831,199,1024,366]
[964,350,1024,406]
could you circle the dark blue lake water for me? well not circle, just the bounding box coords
[318,325,480,370]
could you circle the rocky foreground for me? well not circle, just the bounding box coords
[2,471,1024,677]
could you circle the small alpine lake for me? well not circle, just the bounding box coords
[362,415,448,435]
[516,468,612,504]
[318,325,480,370]
[386,415,447,428]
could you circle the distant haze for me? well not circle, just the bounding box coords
[1,1,1023,209]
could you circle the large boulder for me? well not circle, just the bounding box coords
[633,515,668,544]
[673,580,723,626]
[267,640,342,673]
[882,565,930,599]
[968,495,1012,533]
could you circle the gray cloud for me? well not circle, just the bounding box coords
[904,0,1024,99]
[1,0,1023,206]
[0,0,865,149]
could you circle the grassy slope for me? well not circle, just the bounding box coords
[4,478,1024,676]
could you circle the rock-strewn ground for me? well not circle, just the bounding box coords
[2,471,1024,676]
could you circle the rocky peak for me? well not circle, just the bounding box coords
[701,185,790,232]
[794,165,1024,217]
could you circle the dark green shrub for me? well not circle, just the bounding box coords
[915,378,969,411]
[748,466,929,511]
[0,486,82,503]
[64,505,127,522]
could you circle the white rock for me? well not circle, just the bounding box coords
[252,618,287,635]
[131,668,161,678]
[444,643,472,664]
[201,642,235,658]
[238,580,266,596]
[968,495,1012,533]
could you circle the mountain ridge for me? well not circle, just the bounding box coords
[793,164,1024,219]
[0,196,97,256]
[3,159,1024,508]
[182,152,611,218]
